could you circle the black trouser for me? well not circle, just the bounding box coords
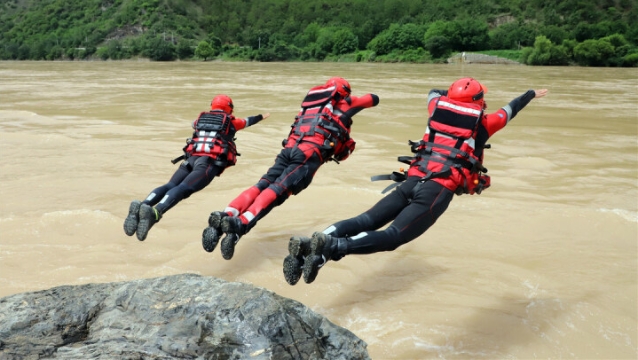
[326,177,454,255]
[244,146,324,232]
[143,156,223,214]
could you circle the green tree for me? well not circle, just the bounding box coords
[143,36,176,61]
[369,23,425,55]
[332,29,358,55]
[489,21,538,49]
[424,19,489,53]
[194,40,215,61]
[106,40,123,60]
[524,36,570,66]
[573,38,615,66]
[207,33,222,50]
[424,35,449,58]
[96,46,109,60]
[176,38,194,59]
[526,36,552,65]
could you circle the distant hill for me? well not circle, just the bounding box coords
[1,0,636,66]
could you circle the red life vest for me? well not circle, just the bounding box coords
[283,84,351,161]
[410,96,488,194]
[186,111,238,167]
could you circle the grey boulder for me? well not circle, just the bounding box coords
[0,273,370,359]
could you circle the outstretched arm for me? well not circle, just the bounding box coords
[502,89,548,121]
[233,112,270,130]
[339,94,379,118]
[245,112,270,127]
[482,89,548,136]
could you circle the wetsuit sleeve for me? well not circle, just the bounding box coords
[503,90,536,121]
[339,94,379,118]
[231,114,265,131]
[482,90,537,137]
[428,89,447,104]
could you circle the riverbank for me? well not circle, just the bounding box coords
[447,52,522,65]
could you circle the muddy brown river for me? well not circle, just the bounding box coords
[0,61,636,359]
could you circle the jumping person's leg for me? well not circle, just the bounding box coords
[220,147,322,260]
[124,158,192,237]
[283,176,416,285]
[203,149,291,253]
[137,156,222,241]
[301,180,454,284]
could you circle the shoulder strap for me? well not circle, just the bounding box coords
[300,84,339,109]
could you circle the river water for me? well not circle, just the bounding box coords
[0,61,636,359]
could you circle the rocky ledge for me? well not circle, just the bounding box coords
[0,274,370,359]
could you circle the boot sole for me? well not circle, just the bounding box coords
[208,211,226,228]
[136,204,154,241]
[303,233,326,284]
[283,236,311,286]
[220,216,237,233]
[123,200,141,236]
[220,233,239,260]
[202,227,221,253]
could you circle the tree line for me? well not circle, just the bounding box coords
[0,0,636,66]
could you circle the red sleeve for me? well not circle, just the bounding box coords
[347,93,379,109]
[336,94,379,119]
[231,116,247,131]
[427,96,438,114]
[482,109,508,137]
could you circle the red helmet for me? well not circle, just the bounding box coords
[447,78,488,107]
[210,94,234,113]
[326,77,351,98]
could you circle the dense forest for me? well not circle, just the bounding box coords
[0,0,636,66]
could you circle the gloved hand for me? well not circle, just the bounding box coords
[474,174,491,194]
[334,138,356,161]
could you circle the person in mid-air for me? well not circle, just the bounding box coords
[202,77,380,260]
[124,95,270,241]
[283,77,548,285]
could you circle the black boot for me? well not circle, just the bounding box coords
[283,236,311,286]
[136,204,161,241]
[202,211,227,253]
[220,233,240,260]
[123,200,141,236]
[303,232,347,284]
[220,216,246,260]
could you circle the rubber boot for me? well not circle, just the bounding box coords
[123,200,141,236]
[220,216,247,260]
[136,204,161,241]
[202,211,228,253]
[303,232,348,284]
[283,236,311,286]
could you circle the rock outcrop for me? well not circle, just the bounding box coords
[0,274,370,360]
[448,52,522,65]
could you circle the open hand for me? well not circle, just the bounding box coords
[534,89,548,98]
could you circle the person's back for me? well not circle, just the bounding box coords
[283,78,548,285]
[201,77,379,260]
[123,94,269,241]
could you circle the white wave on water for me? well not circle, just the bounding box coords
[413,334,494,359]
[597,208,638,223]
[42,209,113,218]
[0,215,14,222]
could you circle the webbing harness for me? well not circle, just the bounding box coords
[371,97,489,194]
[172,111,238,167]
[286,85,350,160]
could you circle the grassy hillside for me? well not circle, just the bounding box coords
[1,0,636,66]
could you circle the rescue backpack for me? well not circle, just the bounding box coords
[284,84,351,161]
